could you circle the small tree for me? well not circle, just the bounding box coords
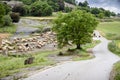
[78,1,89,7]
[53,10,98,49]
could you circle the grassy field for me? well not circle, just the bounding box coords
[97,21,120,40]
[0,50,58,78]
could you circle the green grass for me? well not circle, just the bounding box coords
[108,40,120,80]
[72,50,92,61]
[65,40,100,61]
[74,40,100,61]
[112,61,120,80]
[108,40,120,56]
[0,50,58,78]
[97,21,120,40]
[82,40,100,50]
[0,24,17,34]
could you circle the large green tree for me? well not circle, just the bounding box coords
[53,10,98,49]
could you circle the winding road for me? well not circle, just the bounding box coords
[24,32,120,80]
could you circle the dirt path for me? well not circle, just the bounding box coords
[23,31,120,80]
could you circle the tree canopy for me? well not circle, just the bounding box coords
[53,10,98,49]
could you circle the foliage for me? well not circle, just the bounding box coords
[3,15,12,26]
[97,13,104,19]
[108,40,120,55]
[104,10,111,17]
[64,0,76,4]
[12,5,27,16]
[18,0,37,5]
[17,0,75,13]
[109,41,120,80]
[57,0,65,11]
[0,3,5,26]
[53,10,98,49]
[10,12,20,23]
[113,61,120,80]
[30,1,53,16]
[47,0,59,12]
[2,3,11,15]
[64,7,72,12]
[91,8,101,16]
[78,1,88,7]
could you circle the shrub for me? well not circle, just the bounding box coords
[108,40,120,55]
[30,1,53,16]
[24,5,30,16]
[10,12,20,23]
[64,7,72,13]
[12,5,27,16]
[112,61,120,80]
[3,15,12,26]
[0,3,5,26]
[2,3,11,15]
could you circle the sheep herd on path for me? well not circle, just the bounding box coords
[0,31,57,55]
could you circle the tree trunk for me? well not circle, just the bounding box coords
[76,44,82,49]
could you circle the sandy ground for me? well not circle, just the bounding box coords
[0,33,10,46]
[23,31,120,80]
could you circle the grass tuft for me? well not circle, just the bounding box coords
[0,24,17,34]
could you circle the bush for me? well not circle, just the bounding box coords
[24,5,30,16]
[2,3,11,15]
[3,15,12,26]
[30,1,53,16]
[0,3,5,26]
[108,40,120,55]
[111,61,120,80]
[64,7,72,13]
[12,5,27,16]
[10,12,20,23]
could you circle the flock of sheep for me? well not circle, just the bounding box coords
[0,31,57,55]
